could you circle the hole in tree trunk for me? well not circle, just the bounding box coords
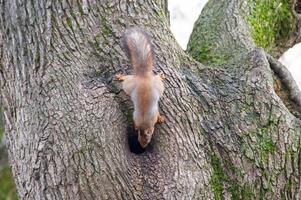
[295,0,301,14]
[127,126,146,154]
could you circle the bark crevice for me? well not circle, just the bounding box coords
[1,0,301,199]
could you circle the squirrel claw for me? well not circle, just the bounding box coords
[115,74,125,81]
[157,115,165,123]
[158,72,165,80]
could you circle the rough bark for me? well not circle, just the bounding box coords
[187,0,301,199]
[0,0,300,200]
[187,0,301,59]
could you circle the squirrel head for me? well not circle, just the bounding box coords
[137,127,154,148]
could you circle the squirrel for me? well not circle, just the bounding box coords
[116,28,165,148]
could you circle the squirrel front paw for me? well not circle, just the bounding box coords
[157,115,165,123]
[115,74,126,81]
[158,72,165,80]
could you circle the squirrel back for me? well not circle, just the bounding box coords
[122,28,153,75]
[117,28,164,148]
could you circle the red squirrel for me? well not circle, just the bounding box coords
[116,28,165,148]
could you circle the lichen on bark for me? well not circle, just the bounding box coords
[0,0,301,199]
[187,0,301,199]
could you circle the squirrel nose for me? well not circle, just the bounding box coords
[138,137,148,148]
[140,142,147,148]
[138,133,150,148]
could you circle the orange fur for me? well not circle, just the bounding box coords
[116,28,165,148]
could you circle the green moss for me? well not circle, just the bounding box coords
[247,0,295,52]
[94,70,103,77]
[157,8,167,20]
[225,159,254,199]
[0,166,18,200]
[242,111,279,165]
[88,39,101,53]
[258,128,276,152]
[100,16,112,36]
[192,42,229,65]
[77,0,84,16]
[66,16,73,28]
[228,182,254,200]
[35,51,40,64]
[210,154,227,200]
[243,126,276,166]
[241,184,254,199]
[209,154,255,200]
[228,181,240,199]
[70,9,76,19]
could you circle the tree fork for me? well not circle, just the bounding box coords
[0,0,301,199]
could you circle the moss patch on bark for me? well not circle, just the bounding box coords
[247,0,295,52]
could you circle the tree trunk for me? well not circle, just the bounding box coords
[0,0,300,199]
[187,0,301,59]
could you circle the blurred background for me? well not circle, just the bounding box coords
[0,1,300,199]
[0,106,17,199]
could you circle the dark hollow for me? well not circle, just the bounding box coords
[127,126,146,154]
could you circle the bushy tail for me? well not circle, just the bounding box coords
[122,28,153,75]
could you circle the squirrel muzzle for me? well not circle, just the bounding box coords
[138,127,154,148]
